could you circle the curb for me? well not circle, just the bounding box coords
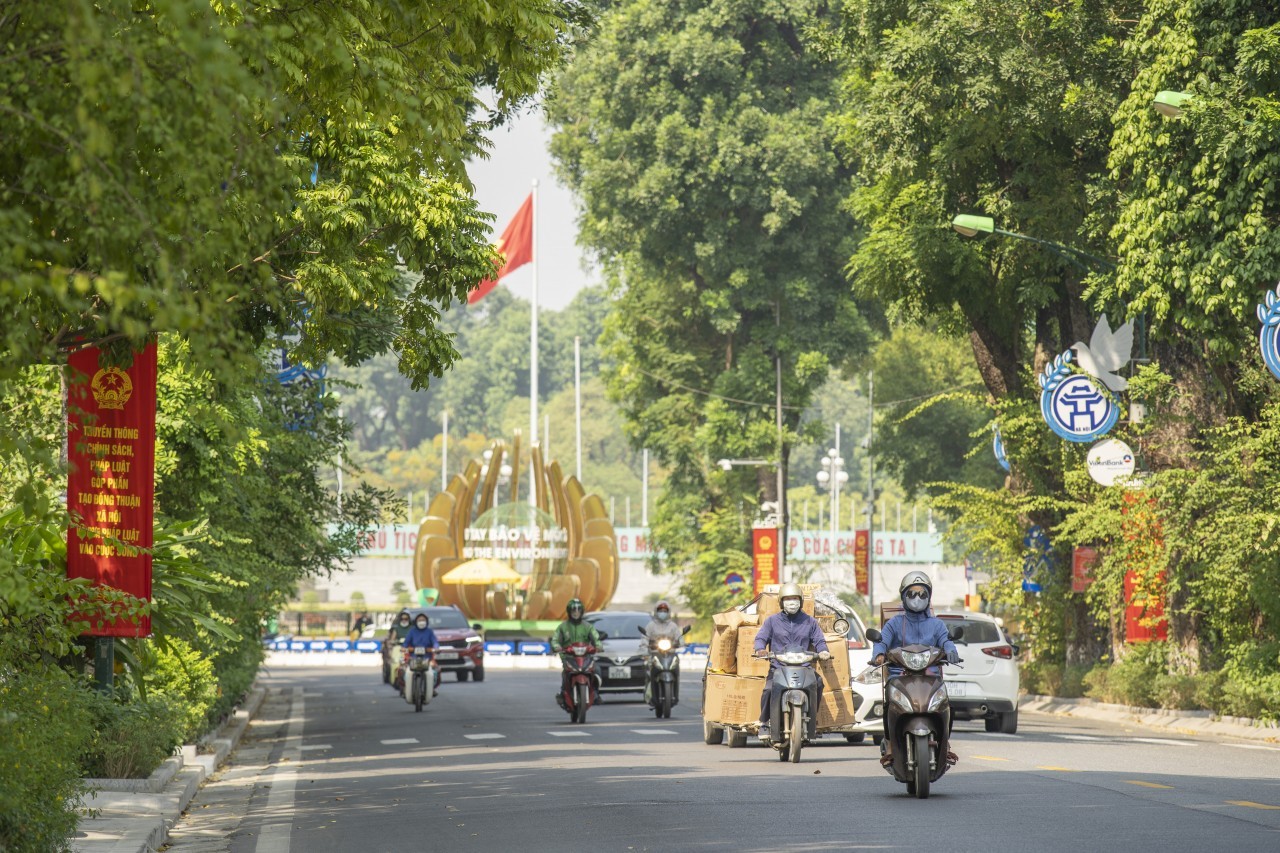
[73,685,267,853]
[1019,693,1280,743]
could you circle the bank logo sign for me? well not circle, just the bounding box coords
[1086,438,1136,486]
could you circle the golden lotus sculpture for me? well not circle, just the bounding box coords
[411,432,619,621]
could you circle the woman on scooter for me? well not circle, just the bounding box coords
[752,583,831,743]
[404,613,439,697]
[871,570,960,767]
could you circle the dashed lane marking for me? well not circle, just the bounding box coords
[982,733,1019,738]
[299,744,331,751]
[1037,766,1082,772]
[463,733,506,740]
[381,738,419,745]
[631,729,678,735]
[1060,735,1106,741]
[1125,780,1174,789]
[971,756,1010,762]
[548,731,591,737]
[1224,743,1280,752]
[1225,801,1280,810]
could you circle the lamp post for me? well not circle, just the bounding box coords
[1153,90,1193,118]
[718,457,786,581]
[816,446,848,575]
[950,215,1115,272]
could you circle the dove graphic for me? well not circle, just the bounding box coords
[1072,317,1134,392]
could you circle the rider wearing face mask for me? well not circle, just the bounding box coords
[404,613,440,696]
[752,583,831,743]
[640,600,684,652]
[871,571,960,765]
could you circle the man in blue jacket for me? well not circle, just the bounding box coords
[753,583,830,743]
[871,570,959,765]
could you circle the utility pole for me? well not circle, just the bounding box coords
[866,371,875,614]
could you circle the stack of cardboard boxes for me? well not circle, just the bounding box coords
[702,586,859,730]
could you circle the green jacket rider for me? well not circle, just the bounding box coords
[551,598,601,705]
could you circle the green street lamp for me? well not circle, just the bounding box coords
[1153,90,1193,118]
[950,214,1115,272]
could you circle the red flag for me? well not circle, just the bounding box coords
[468,193,534,304]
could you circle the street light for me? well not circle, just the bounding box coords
[717,458,772,472]
[1153,90,1193,118]
[816,447,848,574]
[950,214,1115,272]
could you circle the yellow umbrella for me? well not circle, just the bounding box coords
[441,559,524,585]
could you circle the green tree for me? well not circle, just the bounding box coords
[548,0,871,616]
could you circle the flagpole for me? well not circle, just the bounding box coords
[529,179,539,506]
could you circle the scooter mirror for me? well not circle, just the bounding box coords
[865,628,883,643]
[471,623,483,632]
[597,630,609,640]
[637,625,648,635]
[832,618,851,636]
[948,624,965,641]
[681,624,691,635]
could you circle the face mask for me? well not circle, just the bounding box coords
[904,588,929,613]
[656,611,670,622]
[782,599,801,616]
[399,618,409,626]
[416,620,427,629]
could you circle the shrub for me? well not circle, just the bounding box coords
[1083,646,1163,706]
[0,668,92,853]
[144,639,218,742]
[81,692,184,779]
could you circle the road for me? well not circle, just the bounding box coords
[165,665,1280,853]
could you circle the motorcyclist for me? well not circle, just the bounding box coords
[551,598,603,709]
[871,570,960,766]
[752,583,831,743]
[639,600,684,708]
[385,609,413,690]
[404,612,440,697]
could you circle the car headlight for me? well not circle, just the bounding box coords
[927,688,947,712]
[901,650,933,671]
[465,635,482,644]
[888,683,913,713]
[853,666,883,685]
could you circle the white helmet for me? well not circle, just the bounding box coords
[900,571,932,613]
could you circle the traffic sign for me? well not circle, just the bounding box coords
[354,640,381,653]
[518,641,551,655]
[484,641,516,655]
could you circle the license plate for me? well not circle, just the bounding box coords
[608,666,631,680]
[945,681,967,697]
[436,650,459,660]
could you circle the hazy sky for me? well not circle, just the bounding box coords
[466,106,599,311]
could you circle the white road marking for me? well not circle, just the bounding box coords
[1129,737,1196,747]
[255,687,303,853]
[982,733,1019,738]
[464,733,506,740]
[548,731,591,737]
[299,744,331,751]
[1060,734,1106,741]
[381,738,420,745]
[631,729,678,735]
[1224,743,1280,752]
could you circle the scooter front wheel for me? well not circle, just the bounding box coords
[911,732,930,798]
[787,709,804,763]
[659,683,672,719]
[574,682,590,724]
[413,673,425,712]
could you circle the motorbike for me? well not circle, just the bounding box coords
[383,636,401,685]
[556,642,600,724]
[761,647,821,764]
[404,646,437,712]
[864,626,964,799]
[638,624,691,719]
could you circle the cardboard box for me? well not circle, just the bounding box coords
[817,687,859,728]
[878,602,904,629]
[739,612,759,627]
[735,626,770,678]
[712,608,746,629]
[702,673,766,725]
[709,625,738,673]
[817,632,852,688]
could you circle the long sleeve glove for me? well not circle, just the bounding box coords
[946,648,960,664]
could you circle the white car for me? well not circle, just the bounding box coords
[850,609,1021,736]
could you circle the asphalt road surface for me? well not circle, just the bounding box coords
[165,665,1280,853]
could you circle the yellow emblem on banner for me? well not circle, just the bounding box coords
[91,367,133,410]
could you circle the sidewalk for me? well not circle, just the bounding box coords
[72,687,266,853]
[1020,693,1280,743]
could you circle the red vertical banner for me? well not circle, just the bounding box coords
[853,529,870,595]
[67,342,157,637]
[1124,570,1168,643]
[1072,546,1099,593]
[752,527,779,595]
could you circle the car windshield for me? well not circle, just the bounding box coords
[587,614,646,639]
[424,609,470,630]
[938,617,1001,644]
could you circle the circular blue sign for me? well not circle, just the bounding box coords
[1260,319,1280,381]
[1040,374,1119,443]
